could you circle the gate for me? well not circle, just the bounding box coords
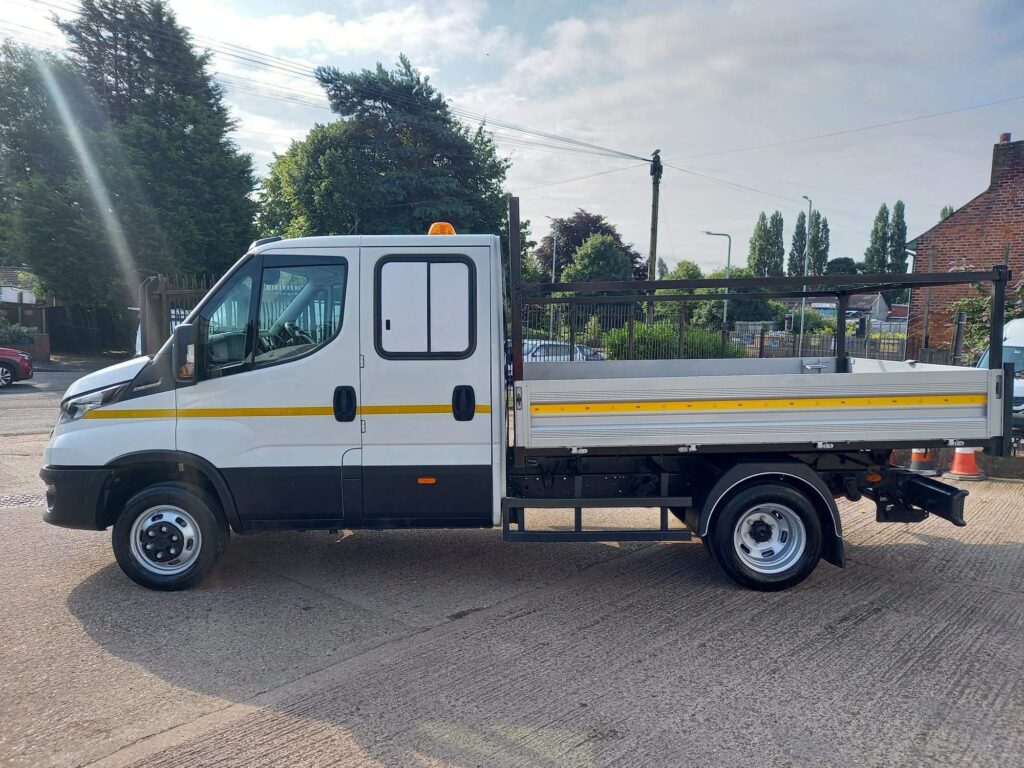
[138,275,211,355]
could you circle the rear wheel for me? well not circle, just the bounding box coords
[707,483,823,591]
[112,482,228,590]
[0,363,14,388]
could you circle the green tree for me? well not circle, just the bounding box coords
[693,266,783,329]
[271,55,509,238]
[747,212,770,277]
[940,204,955,221]
[655,259,703,322]
[864,203,890,273]
[825,257,858,275]
[2,2,256,307]
[807,210,829,276]
[766,210,785,276]
[57,0,256,276]
[656,257,669,279]
[533,209,643,281]
[886,200,908,303]
[560,233,633,284]
[788,210,806,276]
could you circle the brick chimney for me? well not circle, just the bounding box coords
[991,132,1023,187]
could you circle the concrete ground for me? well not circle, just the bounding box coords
[1,371,1022,767]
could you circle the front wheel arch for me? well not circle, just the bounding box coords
[102,451,241,532]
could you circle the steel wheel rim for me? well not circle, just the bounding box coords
[0,367,11,387]
[732,503,806,575]
[129,505,202,576]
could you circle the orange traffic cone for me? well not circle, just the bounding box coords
[946,447,985,481]
[909,448,939,476]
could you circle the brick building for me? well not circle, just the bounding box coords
[907,133,1024,350]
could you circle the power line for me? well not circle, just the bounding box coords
[673,94,1024,160]
[519,163,647,191]
[20,0,650,163]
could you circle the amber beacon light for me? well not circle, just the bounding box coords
[428,221,456,235]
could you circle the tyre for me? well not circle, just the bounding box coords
[0,363,14,388]
[706,483,823,591]
[112,482,228,590]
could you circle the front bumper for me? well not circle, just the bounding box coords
[39,465,111,530]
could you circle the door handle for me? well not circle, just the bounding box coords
[333,385,357,422]
[452,385,475,421]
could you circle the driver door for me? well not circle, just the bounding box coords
[176,248,362,528]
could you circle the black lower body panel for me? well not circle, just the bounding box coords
[223,466,344,525]
[39,465,111,530]
[362,464,492,527]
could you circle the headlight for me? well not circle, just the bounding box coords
[58,384,128,425]
[18,351,31,359]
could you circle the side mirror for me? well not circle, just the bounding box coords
[172,323,197,384]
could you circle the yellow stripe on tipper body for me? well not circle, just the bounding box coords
[84,404,492,419]
[530,393,987,415]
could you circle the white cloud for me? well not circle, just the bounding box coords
[6,0,1023,269]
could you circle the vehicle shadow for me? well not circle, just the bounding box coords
[65,530,1024,767]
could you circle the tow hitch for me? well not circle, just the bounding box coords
[865,469,968,527]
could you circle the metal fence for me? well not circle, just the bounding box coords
[520,299,907,363]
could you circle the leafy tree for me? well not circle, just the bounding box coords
[864,203,890,273]
[825,257,859,275]
[807,210,829,276]
[57,0,256,275]
[264,55,509,238]
[693,266,782,329]
[887,200,908,275]
[766,210,785,276]
[655,259,703,322]
[560,233,633,284]
[940,204,955,221]
[2,1,256,307]
[886,200,908,303]
[788,210,807,276]
[747,212,770,277]
[656,257,669,279]
[533,209,643,281]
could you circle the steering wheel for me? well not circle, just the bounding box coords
[283,321,315,346]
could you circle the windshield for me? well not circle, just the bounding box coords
[978,345,1024,374]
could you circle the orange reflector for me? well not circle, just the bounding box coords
[865,472,882,483]
[428,221,456,235]
[417,477,437,485]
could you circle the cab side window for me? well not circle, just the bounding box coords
[254,263,347,367]
[200,263,256,378]
[376,256,475,359]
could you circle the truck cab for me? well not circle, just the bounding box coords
[42,232,506,589]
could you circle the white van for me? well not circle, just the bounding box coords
[40,224,1011,592]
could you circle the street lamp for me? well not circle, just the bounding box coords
[798,195,812,356]
[545,216,558,341]
[704,231,732,330]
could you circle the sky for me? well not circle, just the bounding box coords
[5,0,1024,273]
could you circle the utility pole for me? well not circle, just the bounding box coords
[798,195,812,356]
[646,150,663,322]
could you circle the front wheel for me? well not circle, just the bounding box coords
[0,363,15,388]
[707,483,823,591]
[112,482,228,590]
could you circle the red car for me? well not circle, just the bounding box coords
[0,347,33,388]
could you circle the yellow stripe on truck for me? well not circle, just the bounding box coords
[83,404,492,419]
[529,393,986,415]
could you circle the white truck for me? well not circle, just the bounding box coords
[40,201,1013,591]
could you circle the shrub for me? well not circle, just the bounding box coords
[603,321,747,360]
[0,317,35,345]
